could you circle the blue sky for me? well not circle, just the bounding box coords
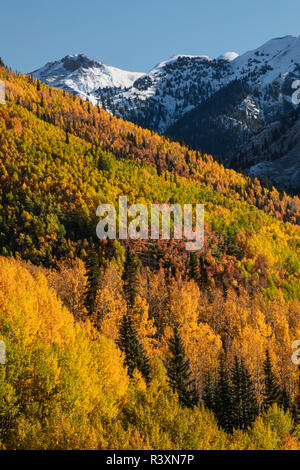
[1,0,300,73]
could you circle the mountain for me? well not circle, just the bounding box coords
[31,54,144,104]
[0,60,300,451]
[31,36,300,192]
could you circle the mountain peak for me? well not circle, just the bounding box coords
[217,51,239,62]
[61,54,101,72]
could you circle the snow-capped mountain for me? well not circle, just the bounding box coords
[31,54,144,104]
[31,36,300,192]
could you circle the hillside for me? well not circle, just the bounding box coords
[0,64,299,449]
[31,36,300,191]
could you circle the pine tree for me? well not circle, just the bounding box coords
[263,349,280,409]
[231,356,243,430]
[189,253,201,285]
[239,359,258,429]
[122,246,140,311]
[166,326,198,408]
[199,256,209,288]
[279,385,291,412]
[84,247,105,316]
[203,371,215,411]
[117,313,151,383]
[214,355,233,433]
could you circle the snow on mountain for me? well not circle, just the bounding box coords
[217,52,239,62]
[31,54,144,103]
[232,35,300,85]
[31,37,300,192]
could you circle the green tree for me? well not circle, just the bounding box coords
[231,356,258,430]
[166,327,198,408]
[117,314,151,383]
[263,349,280,409]
[189,252,201,285]
[84,246,105,316]
[279,385,291,413]
[203,371,215,411]
[122,246,140,311]
[214,355,233,433]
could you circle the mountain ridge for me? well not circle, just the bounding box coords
[31,35,300,192]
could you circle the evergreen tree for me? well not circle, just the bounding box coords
[240,361,258,430]
[199,256,209,288]
[0,57,4,67]
[279,385,291,412]
[122,246,140,311]
[263,349,280,409]
[84,247,105,316]
[166,326,198,408]
[203,371,215,411]
[117,313,151,383]
[214,355,233,433]
[189,252,201,285]
[231,356,243,429]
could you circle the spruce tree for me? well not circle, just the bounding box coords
[199,256,208,288]
[263,349,280,409]
[239,359,258,429]
[189,253,201,285]
[203,371,215,411]
[117,313,151,383]
[166,326,198,408]
[84,247,105,317]
[122,246,140,311]
[214,355,233,433]
[231,356,243,430]
[279,385,291,412]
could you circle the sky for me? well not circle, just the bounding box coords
[1,0,300,73]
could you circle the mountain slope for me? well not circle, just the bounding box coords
[31,36,300,192]
[0,64,299,450]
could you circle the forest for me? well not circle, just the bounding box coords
[0,64,299,450]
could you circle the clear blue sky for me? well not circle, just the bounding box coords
[1,0,300,73]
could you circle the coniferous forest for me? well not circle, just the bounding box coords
[0,63,299,450]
